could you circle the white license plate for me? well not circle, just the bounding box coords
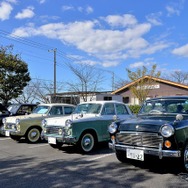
[5,131,10,137]
[48,137,56,144]
[126,148,144,161]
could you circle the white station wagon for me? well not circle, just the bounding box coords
[42,101,133,153]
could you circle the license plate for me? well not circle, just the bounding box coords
[48,137,56,144]
[126,148,144,161]
[5,131,10,137]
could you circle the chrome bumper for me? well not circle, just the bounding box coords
[44,135,76,143]
[109,142,181,158]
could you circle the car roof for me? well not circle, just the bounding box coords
[146,96,188,101]
[79,100,125,105]
[10,103,37,105]
[38,103,75,107]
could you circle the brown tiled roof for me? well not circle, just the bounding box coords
[111,75,188,94]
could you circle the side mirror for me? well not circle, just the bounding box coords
[113,115,118,121]
[176,114,183,121]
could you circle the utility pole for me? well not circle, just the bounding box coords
[48,48,57,95]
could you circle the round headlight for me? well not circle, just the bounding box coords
[17,125,20,131]
[15,119,20,125]
[2,118,6,124]
[65,119,72,128]
[108,122,118,134]
[41,119,47,127]
[43,128,47,134]
[161,124,174,138]
[58,128,63,135]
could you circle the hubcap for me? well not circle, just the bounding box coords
[83,138,91,146]
[28,129,40,142]
[81,134,94,152]
[184,149,188,170]
[31,131,37,138]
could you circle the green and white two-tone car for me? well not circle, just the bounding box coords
[3,103,75,143]
[42,101,133,153]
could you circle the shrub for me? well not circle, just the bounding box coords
[129,105,141,114]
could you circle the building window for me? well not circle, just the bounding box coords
[103,96,112,101]
[123,97,129,103]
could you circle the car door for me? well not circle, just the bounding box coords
[99,103,116,141]
[115,103,132,120]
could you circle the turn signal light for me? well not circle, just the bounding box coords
[164,140,171,148]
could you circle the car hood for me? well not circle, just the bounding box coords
[118,116,173,133]
[46,113,100,127]
[5,113,47,123]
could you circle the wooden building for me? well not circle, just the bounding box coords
[112,76,188,105]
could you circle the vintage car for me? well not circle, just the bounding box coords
[3,103,75,143]
[0,103,37,135]
[42,100,133,153]
[108,96,188,171]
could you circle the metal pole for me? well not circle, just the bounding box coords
[48,48,57,96]
[54,48,57,95]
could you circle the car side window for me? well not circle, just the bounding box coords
[116,104,128,115]
[64,107,74,115]
[102,103,115,115]
[18,105,35,114]
[49,106,63,115]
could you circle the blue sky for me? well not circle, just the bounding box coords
[0,0,188,91]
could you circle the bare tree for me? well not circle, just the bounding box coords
[126,64,161,103]
[12,82,37,103]
[66,63,104,102]
[114,77,129,90]
[13,79,64,104]
[170,71,188,85]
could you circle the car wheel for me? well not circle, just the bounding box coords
[183,144,188,172]
[26,127,41,143]
[49,143,63,149]
[116,150,128,163]
[10,134,21,141]
[78,132,96,153]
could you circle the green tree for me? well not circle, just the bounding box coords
[126,64,161,103]
[0,45,31,106]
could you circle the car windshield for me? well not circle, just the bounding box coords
[7,104,20,114]
[73,103,102,114]
[32,106,49,114]
[139,98,188,115]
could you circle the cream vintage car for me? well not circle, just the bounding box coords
[3,103,75,143]
[42,101,133,153]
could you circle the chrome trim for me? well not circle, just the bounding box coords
[44,135,76,143]
[109,143,181,158]
[176,124,188,130]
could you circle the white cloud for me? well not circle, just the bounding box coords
[38,0,46,4]
[62,5,93,14]
[172,44,188,57]
[166,0,184,16]
[86,6,93,14]
[166,6,180,16]
[129,61,145,68]
[129,60,154,69]
[0,1,13,21]
[10,14,169,67]
[62,5,74,11]
[103,14,137,28]
[15,6,35,19]
[146,12,162,26]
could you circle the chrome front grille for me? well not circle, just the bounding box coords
[116,132,163,148]
[5,123,15,130]
[46,126,61,135]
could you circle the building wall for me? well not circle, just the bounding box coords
[117,81,188,105]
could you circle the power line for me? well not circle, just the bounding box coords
[0,29,118,90]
